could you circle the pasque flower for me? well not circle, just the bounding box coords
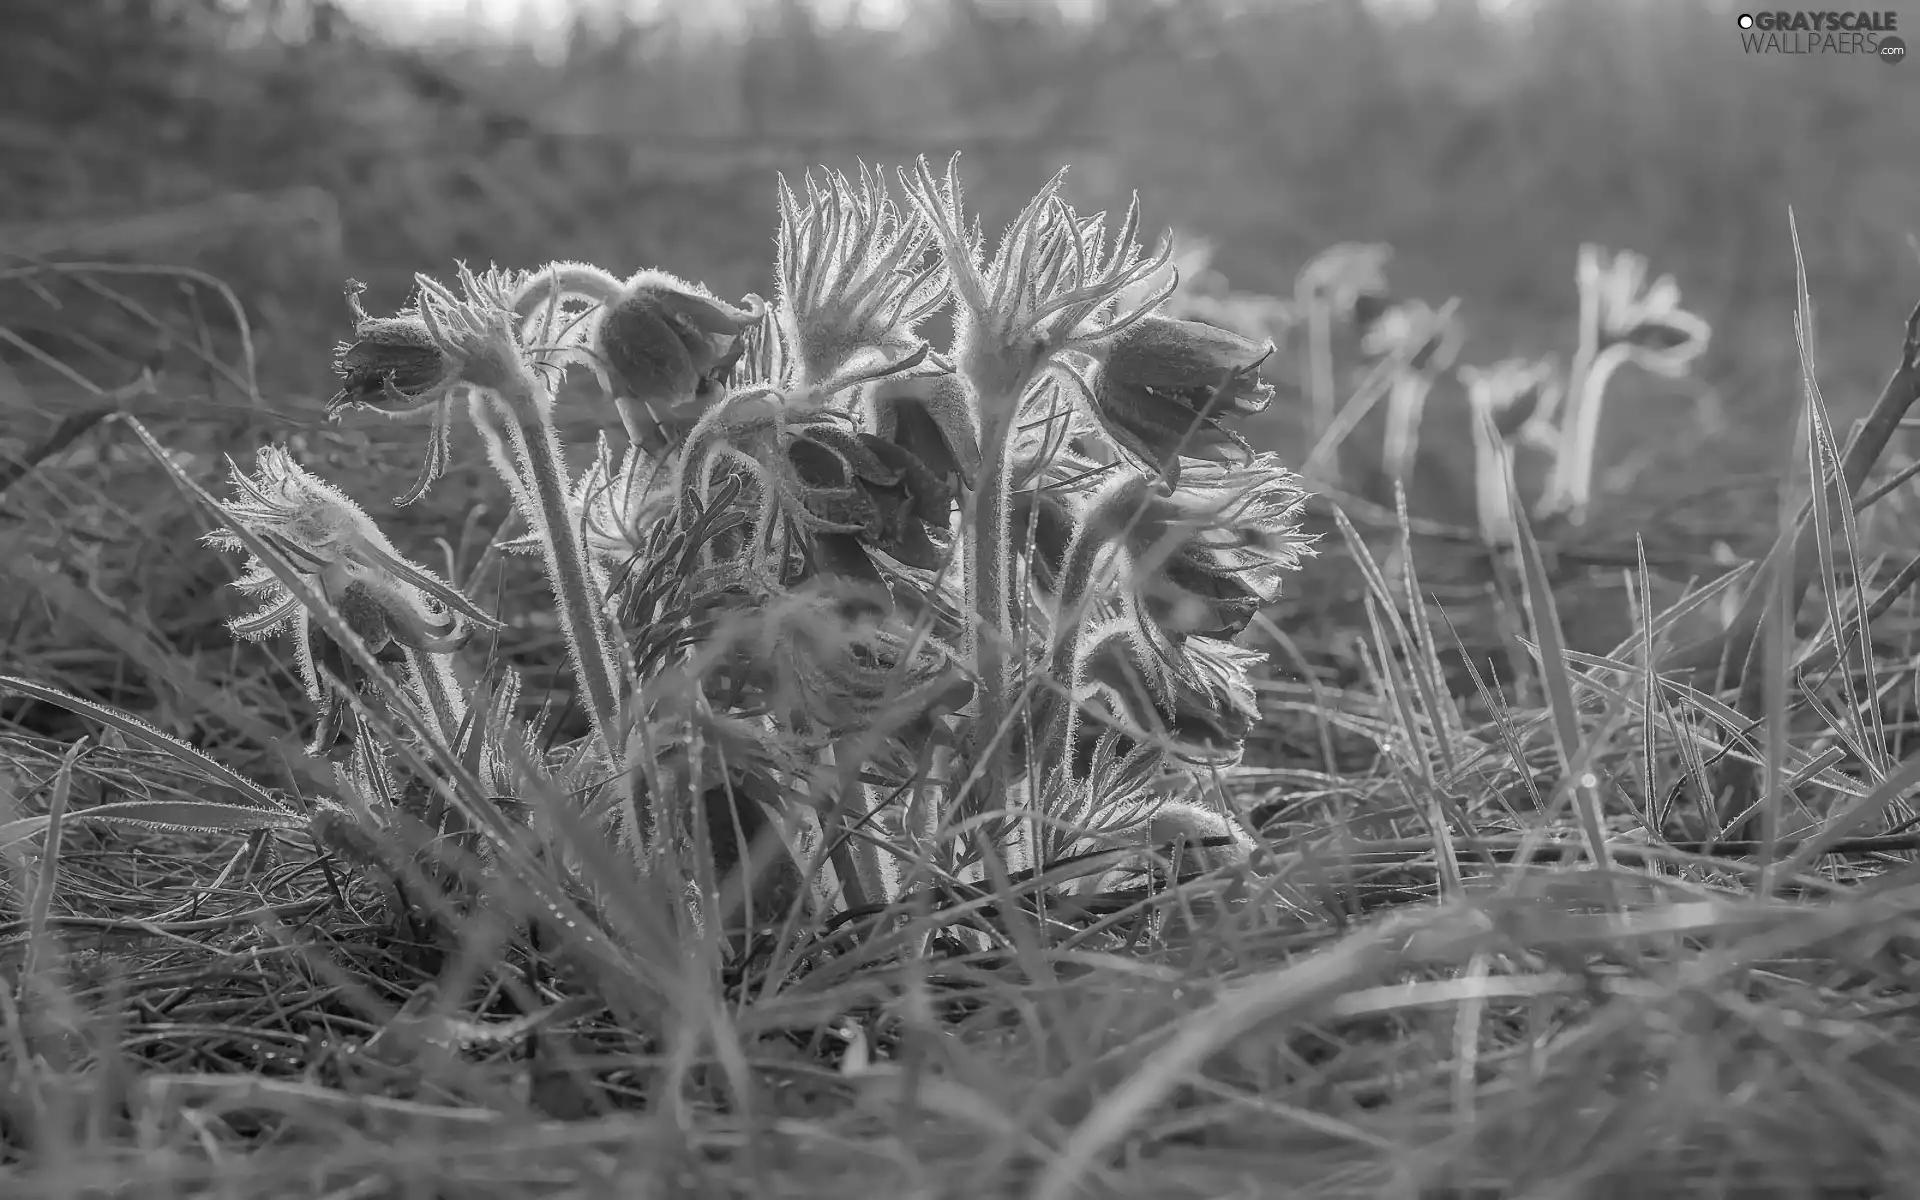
[330,283,460,414]
[1292,242,1396,454]
[592,269,766,454]
[774,164,947,389]
[267,159,1324,914]
[1066,455,1314,642]
[1359,298,1464,485]
[1539,245,1712,525]
[206,446,497,751]
[783,420,953,575]
[1073,622,1267,769]
[1459,356,1563,546]
[901,155,1176,813]
[1076,313,1278,489]
[1578,243,1711,374]
[1296,242,1395,332]
[333,264,636,774]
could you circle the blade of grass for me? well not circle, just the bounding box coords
[0,676,296,817]
[1492,407,1614,879]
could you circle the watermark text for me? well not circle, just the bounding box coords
[1737,10,1905,60]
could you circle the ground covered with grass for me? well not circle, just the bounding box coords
[9,4,1920,1198]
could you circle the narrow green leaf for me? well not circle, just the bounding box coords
[0,676,296,817]
[1493,405,1614,876]
[0,799,306,852]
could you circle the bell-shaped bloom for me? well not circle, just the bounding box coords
[781,418,955,582]
[589,268,765,451]
[865,370,981,490]
[329,281,461,417]
[1076,313,1277,489]
[774,164,948,389]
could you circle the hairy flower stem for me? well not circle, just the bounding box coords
[404,648,468,750]
[514,264,623,313]
[965,402,1020,819]
[508,264,652,448]
[473,388,628,778]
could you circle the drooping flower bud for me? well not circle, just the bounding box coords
[210,450,496,651]
[328,281,459,418]
[1461,357,1563,444]
[593,269,765,446]
[207,447,499,753]
[1080,313,1276,489]
[1349,290,1395,332]
[866,371,980,489]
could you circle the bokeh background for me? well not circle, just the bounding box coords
[4,0,1920,727]
[7,0,1918,466]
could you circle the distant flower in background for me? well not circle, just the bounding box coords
[1295,242,1395,456]
[1539,244,1711,526]
[1459,356,1563,546]
[1360,298,1465,486]
[1297,242,1395,333]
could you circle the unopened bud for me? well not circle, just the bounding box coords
[594,270,763,419]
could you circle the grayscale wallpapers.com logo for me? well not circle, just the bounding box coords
[1737,11,1906,61]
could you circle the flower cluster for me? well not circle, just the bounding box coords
[202,157,1316,931]
[1223,236,1713,538]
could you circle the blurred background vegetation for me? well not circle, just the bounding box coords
[5,0,1917,430]
[3,0,1919,744]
